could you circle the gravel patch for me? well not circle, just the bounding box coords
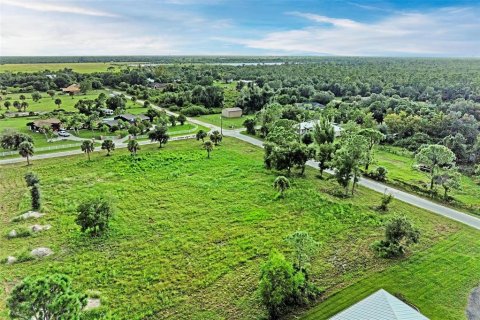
[12,211,44,221]
[84,298,101,310]
[467,286,480,320]
[30,224,52,232]
[30,247,53,258]
[6,256,17,265]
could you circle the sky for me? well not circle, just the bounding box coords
[1,0,479,57]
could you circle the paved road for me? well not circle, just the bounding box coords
[2,91,479,230]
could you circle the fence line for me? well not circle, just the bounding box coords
[0,143,82,157]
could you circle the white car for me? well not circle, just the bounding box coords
[58,130,70,137]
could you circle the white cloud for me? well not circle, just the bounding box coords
[1,0,119,17]
[232,7,480,56]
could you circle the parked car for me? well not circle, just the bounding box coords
[58,130,70,137]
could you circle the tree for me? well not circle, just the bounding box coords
[243,118,257,135]
[21,101,29,112]
[7,274,87,320]
[168,114,177,126]
[258,250,304,319]
[143,100,150,108]
[128,139,140,156]
[285,231,318,273]
[372,215,420,258]
[75,197,113,236]
[273,176,290,198]
[18,141,34,165]
[316,143,336,178]
[359,128,384,170]
[1,131,33,149]
[13,101,21,112]
[177,114,187,126]
[415,144,456,192]
[24,172,40,187]
[101,139,115,156]
[434,168,461,200]
[47,90,55,99]
[149,126,169,148]
[54,98,62,108]
[203,140,214,158]
[4,100,11,110]
[196,129,207,142]
[80,79,92,93]
[313,117,335,145]
[146,108,161,122]
[81,140,95,161]
[19,94,26,103]
[128,125,141,137]
[210,130,222,145]
[301,133,314,145]
[31,92,42,103]
[40,125,53,142]
[31,184,41,210]
[331,135,368,195]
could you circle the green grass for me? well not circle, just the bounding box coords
[0,63,127,74]
[373,145,480,215]
[2,90,109,113]
[194,114,253,129]
[0,138,478,319]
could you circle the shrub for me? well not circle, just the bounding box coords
[372,215,420,258]
[31,184,41,210]
[181,105,209,116]
[75,198,114,236]
[24,172,39,187]
[377,191,394,212]
[367,166,388,182]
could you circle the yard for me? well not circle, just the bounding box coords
[194,113,254,129]
[372,145,480,215]
[0,138,478,319]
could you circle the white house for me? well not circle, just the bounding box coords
[297,120,343,136]
[330,289,429,320]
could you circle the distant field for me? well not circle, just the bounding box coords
[0,138,478,319]
[0,63,127,73]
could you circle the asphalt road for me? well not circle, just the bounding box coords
[2,91,479,230]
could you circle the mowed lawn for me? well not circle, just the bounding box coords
[0,138,479,319]
[0,63,126,73]
[194,114,253,129]
[372,145,480,215]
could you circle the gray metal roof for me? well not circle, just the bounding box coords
[330,289,429,320]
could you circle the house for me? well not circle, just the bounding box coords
[297,120,343,137]
[149,82,167,90]
[62,84,81,95]
[101,118,119,128]
[296,102,325,110]
[330,289,428,320]
[222,107,243,118]
[114,114,149,124]
[27,118,62,132]
[100,108,114,116]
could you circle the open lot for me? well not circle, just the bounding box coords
[373,146,480,215]
[194,114,253,129]
[1,138,478,319]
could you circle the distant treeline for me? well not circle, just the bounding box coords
[2,55,480,65]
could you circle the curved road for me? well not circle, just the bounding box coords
[2,92,479,231]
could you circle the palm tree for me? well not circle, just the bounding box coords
[128,139,140,156]
[13,101,21,112]
[203,141,214,158]
[40,125,53,142]
[81,140,95,161]
[21,101,29,112]
[101,139,115,156]
[196,130,207,142]
[18,141,34,165]
[273,176,290,198]
[210,130,222,146]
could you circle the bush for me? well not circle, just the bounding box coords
[31,184,41,210]
[181,105,209,116]
[367,166,388,182]
[377,191,394,211]
[24,172,39,187]
[75,198,114,236]
[372,215,420,258]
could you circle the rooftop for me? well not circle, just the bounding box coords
[330,289,429,320]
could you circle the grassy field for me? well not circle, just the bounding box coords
[194,114,253,129]
[0,138,478,319]
[0,63,127,74]
[372,145,480,215]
